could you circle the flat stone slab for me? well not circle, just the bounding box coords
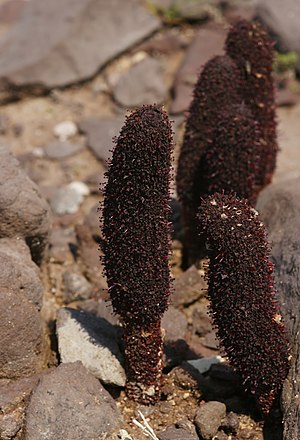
[0,0,160,94]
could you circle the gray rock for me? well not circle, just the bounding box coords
[112,57,167,108]
[0,0,160,93]
[62,271,92,303]
[50,181,89,214]
[158,425,198,440]
[257,0,300,72]
[187,356,223,375]
[194,401,226,440]
[0,288,47,379]
[25,362,122,440]
[56,308,126,386]
[172,265,207,308]
[0,145,51,264]
[0,374,41,440]
[172,0,220,20]
[170,23,226,114]
[78,117,123,164]
[162,306,188,341]
[43,140,83,159]
[0,237,43,309]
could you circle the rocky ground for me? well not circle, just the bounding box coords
[1,0,300,439]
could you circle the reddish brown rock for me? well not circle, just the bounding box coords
[0,237,43,309]
[24,362,122,440]
[0,145,51,265]
[0,289,47,379]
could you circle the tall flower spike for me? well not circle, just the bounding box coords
[102,104,173,404]
[201,103,261,206]
[176,55,244,265]
[198,193,289,414]
[225,19,278,188]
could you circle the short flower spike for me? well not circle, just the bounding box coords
[198,193,289,414]
[102,104,173,403]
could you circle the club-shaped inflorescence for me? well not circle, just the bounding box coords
[198,192,289,414]
[102,104,173,404]
[225,19,278,188]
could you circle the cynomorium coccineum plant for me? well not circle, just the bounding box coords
[102,104,173,404]
[198,192,289,414]
[225,19,278,188]
[176,54,265,264]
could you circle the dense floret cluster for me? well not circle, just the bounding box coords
[225,19,278,187]
[102,104,173,403]
[198,193,289,414]
[176,55,242,209]
[176,55,244,264]
[201,103,261,206]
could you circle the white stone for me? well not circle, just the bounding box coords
[53,120,78,141]
[68,181,90,196]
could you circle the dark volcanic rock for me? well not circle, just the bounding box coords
[78,117,123,165]
[257,0,300,72]
[112,57,167,108]
[24,362,122,440]
[0,288,47,379]
[170,23,226,114]
[0,237,43,309]
[0,145,51,264]
[0,0,160,94]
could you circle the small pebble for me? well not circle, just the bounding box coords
[53,120,78,141]
[44,140,83,159]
